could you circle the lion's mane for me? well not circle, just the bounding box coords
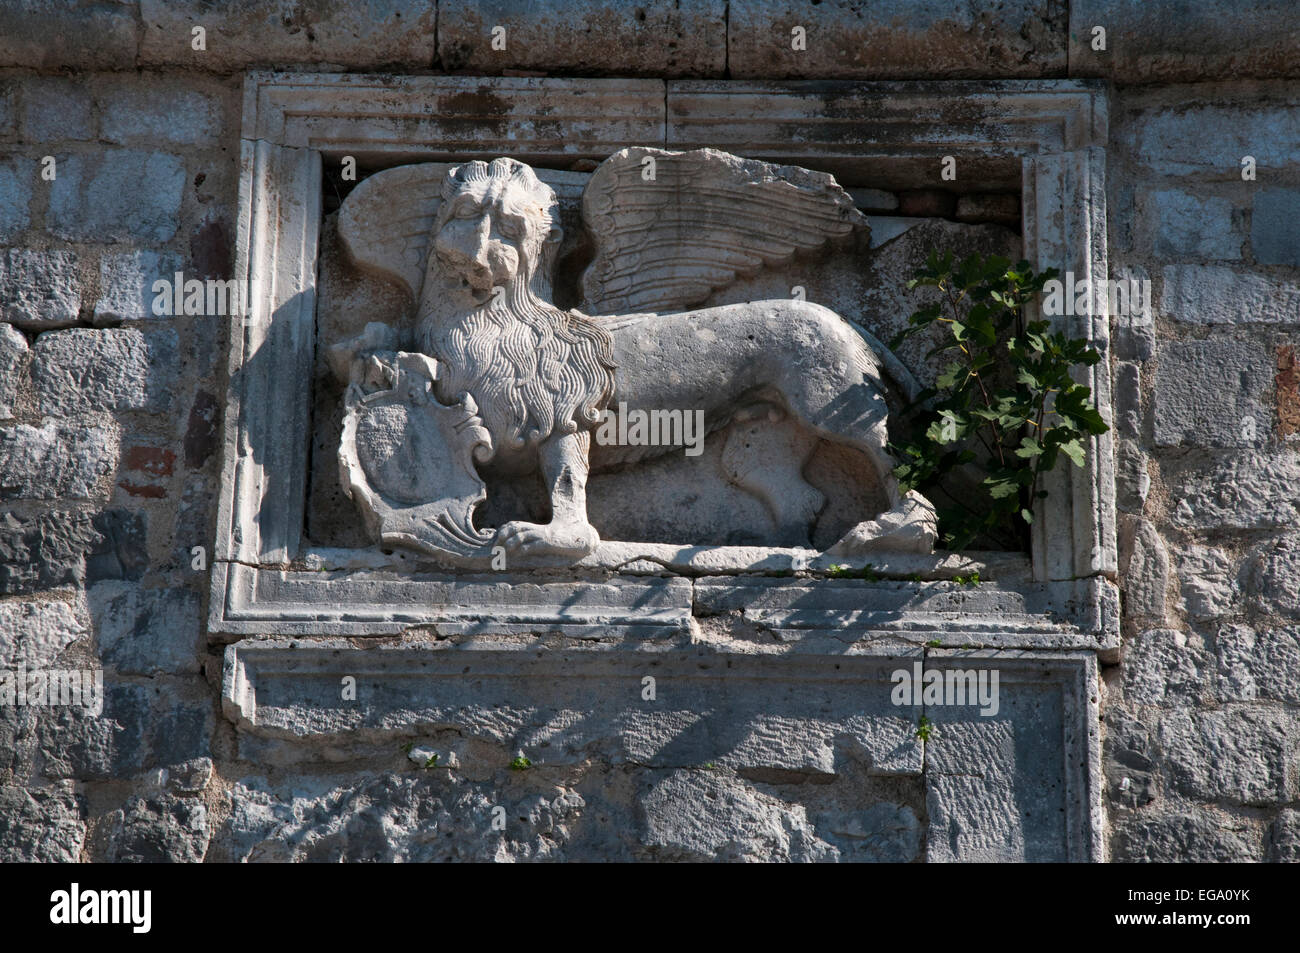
[416,158,617,457]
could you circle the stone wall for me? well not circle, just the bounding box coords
[1,1,1298,862]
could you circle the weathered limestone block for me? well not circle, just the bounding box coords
[1270,810,1300,862]
[1159,708,1297,806]
[1104,708,1158,809]
[98,76,225,147]
[31,327,178,415]
[48,150,186,243]
[38,683,150,781]
[0,0,138,70]
[1251,188,1300,266]
[20,76,93,141]
[0,157,33,240]
[1118,516,1168,624]
[0,322,27,418]
[107,793,209,863]
[639,769,836,862]
[1248,536,1300,620]
[727,0,1067,78]
[1217,624,1300,704]
[1173,450,1300,530]
[93,250,184,323]
[1120,100,1300,177]
[1141,189,1241,260]
[89,582,202,675]
[1176,544,1240,622]
[1070,0,1300,82]
[0,600,87,669]
[1153,338,1272,448]
[1115,811,1259,863]
[1161,265,1300,326]
[137,0,437,71]
[0,785,85,862]
[0,510,100,595]
[0,249,81,328]
[0,420,120,501]
[1122,629,1206,706]
[439,0,725,77]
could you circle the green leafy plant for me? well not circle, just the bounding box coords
[509,755,532,771]
[425,754,440,769]
[952,571,981,587]
[916,715,935,742]
[891,250,1108,551]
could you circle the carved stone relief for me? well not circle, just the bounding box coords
[328,148,945,568]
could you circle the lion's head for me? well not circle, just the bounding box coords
[417,158,616,459]
[430,157,562,299]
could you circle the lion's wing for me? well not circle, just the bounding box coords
[338,163,454,303]
[579,147,868,316]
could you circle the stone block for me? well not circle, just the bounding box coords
[1122,629,1206,705]
[0,322,27,418]
[31,326,178,416]
[1248,536,1300,620]
[1269,809,1300,863]
[107,793,209,863]
[1070,1,1300,83]
[439,0,725,77]
[21,76,93,141]
[0,249,81,329]
[1143,189,1241,259]
[1251,188,1300,266]
[99,78,224,147]
[48,150,186,243]
[138,0,437,71]
[0,785,85,862]
[38,683,150,781]
[727,0,1067,78]
[1122,102,1300,177]
[1175,545,1239,622]
[0,600,87,669]
[85,509,149,583]
[1160,708,1296,806]
[93,249,184,323]
[0,420,119,501]
[1114,811,1259,863]
[0,510,100,595]
[90,582,202,676]
[0,156,32,240]
[1117,517,1168,622]
[954,193,1020,226]
[1217,624,1300,704]
[0,0,138,70]
[1173,450,1300,530]
[1153,339,1272,448]
[1161,264,1300,326]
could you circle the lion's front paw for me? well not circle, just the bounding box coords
[496,519,600,561]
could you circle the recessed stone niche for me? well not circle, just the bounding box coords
[211,74,1114,861]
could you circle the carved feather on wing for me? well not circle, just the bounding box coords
[337,163,454,303]
[580,147,869,316]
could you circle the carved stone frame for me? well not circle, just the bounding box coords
[211,74,1113,861]
[212,74,1115,632]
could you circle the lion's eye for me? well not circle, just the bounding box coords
[498,219,521,239]
[454,202,480,219]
